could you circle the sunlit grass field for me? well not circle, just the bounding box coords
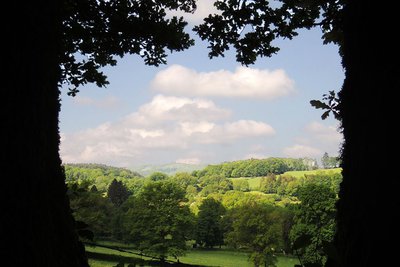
[179,248,299,267]
[283,168,342,178]
[86,244,299,267]
[229,168,342,191]
[230,177,263,190]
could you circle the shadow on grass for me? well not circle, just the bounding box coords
[86,251,207,267]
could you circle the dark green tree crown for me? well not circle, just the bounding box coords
[193,0,344,66]
[60,0,197,96]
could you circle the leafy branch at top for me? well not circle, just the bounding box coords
[60,0,197,96]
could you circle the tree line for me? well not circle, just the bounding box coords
[193,158,318,178]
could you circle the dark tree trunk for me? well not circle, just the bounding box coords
[335,1,399,266]
[4,2,88,266]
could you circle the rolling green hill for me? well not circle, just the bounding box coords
[283,167,342,178]
[229,168,342,191]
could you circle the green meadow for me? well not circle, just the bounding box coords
[283,168,341,178]
[86,244,299,267]
[229,168,342,191]
[179,249,299,267]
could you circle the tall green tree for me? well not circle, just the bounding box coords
[290,183,337,266]
[195,198,226,248]
[225,203,284,267]
[172,172,199,189]
[259,174,278,194]
[193,1,398,265]
[107,179,130,207]
[199,174,233,196]
[148,171,169,181]
[5,1,196,265]
[69,183,114,239]
[321,153,331,169]
[321,153,339,169]
[123,181,194,262]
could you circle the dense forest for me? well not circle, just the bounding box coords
[64,157,341,266]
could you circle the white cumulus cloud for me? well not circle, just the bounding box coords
[125,94,231,126]
[197,120,275,144]
[60,95,275,166]
[180,121,215,136]
[151,65,295,99]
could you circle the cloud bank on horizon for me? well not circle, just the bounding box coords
[151,65,295,99]
[61,94,277,167]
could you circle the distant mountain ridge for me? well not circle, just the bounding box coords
[131,163,207,176]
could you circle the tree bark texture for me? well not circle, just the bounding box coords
[336,1,399,266]
[3,2,88,266]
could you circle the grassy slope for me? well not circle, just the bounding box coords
[86,245,299,267]
[283,168,342,178]
[229,177,263,191]
[179,249,299,267]
[229,168,342,191]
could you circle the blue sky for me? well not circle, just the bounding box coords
[59,1,344,168]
